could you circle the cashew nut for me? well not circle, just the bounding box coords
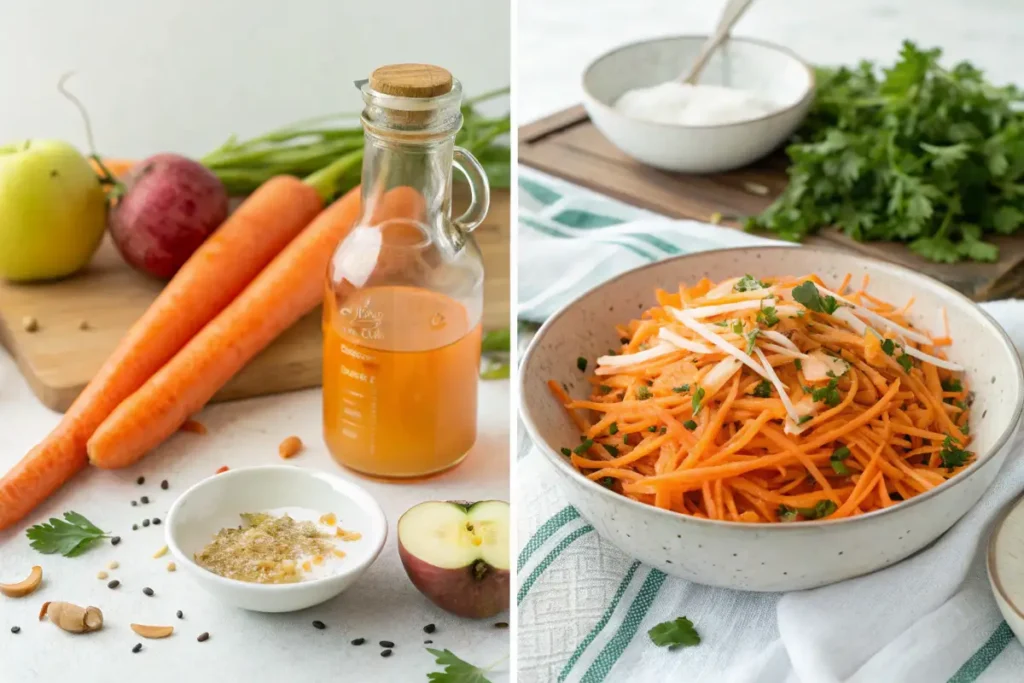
[131,624,174,639]
[0,566,42,598]
[39,601,103,633]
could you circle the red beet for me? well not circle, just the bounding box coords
[109,154,229,279]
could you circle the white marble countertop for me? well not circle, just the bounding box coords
[518,0,1024,124]
[0,348,510,683]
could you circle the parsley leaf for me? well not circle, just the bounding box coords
[599,477,616,489]
[648,617,701,649]
[672,384,690,393]
[602,444,620,457]
[800,500,838,519]
[683,420,698,430]
[573,439,594,455]
[576,357,587,372]
[798,415,813,425]
[598,385,613,395]
[757,305,780,327]
[426,648,495,683]
[896,353,914,373]
[881,338,896,356]
[777,504,799,522]
[691,386,706,417]
[939,435,971,469]
[792,281,840,315]
[734,275,766,292]
[732,320,745,335]
[608,422,619,435]
[941,378,963,392]
[636,385,652,400]
[744,329,760,354]
[26,511,109,557]
[751,380,773,398]
[811,378,842,407]
[830,446,852,475]
[794,358,803,371]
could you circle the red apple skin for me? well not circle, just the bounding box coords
[399,540,510,619]
[109,153,228,279]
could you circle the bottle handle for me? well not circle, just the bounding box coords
[452,146,490,233]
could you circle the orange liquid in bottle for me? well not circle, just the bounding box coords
[323,284,481,477]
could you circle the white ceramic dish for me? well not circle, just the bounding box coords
[165,465,387,612]
[988,494,1024,646]
[581,35,814,173]
[520,246,1023,591]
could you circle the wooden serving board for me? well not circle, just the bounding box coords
[520,106,1024,301]
[0,187,509,412]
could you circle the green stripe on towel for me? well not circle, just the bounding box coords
[947,621,1013,683]
[552,209,624,229]
[558,561,642,682]
[580,569,668,682]
[518,505,580,571]
[520,178,562,206]
[517,525,595,605]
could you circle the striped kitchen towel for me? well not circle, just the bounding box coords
[515,167,1024,682]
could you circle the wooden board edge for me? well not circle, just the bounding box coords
[519,105,589,145]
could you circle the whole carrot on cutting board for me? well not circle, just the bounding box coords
[0,153,362,531]
[86,183,425,469]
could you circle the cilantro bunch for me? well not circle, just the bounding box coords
[749,41,1024,263]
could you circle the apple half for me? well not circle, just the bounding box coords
[398,500,510,619]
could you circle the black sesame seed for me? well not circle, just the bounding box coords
[176,610,183,619]
[111,536,121,546]
[380,649,392,658]
[351,637,365,645]
[143,519,150,527]
[140,496,149,504]
[143,587,154,596]
[160,480,169,490]
[132,524,139,531]
[197,632,209,642]
[131,500,138,507]
[132,643,142,653]
[494,622,509,629]
[312,620,326,630]
[108,580,120,589]
[423,623,436,633]
[424,640,433,644]
[11,626,20,634]
[137,476,145,485]
[379,640,394,648]
[152,518,161,525]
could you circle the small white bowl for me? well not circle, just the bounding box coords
[988,495,1024,646]
[582,35,815,173]
[165,465,387,613]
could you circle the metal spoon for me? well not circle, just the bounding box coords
[678,0,756,84]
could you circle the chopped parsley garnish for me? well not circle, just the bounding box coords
[777,505,799,522]
[577,357,587,372]
[691,386,706,417]
[896,353,914,373]
[734,274,767,292]
[756,305,780,327]
[780,500,838,521]
[811,378,842,407]
[798,415,813,425]
[794,358,803,371]
[599,477,616,489]
[672,384,690,393]
[598,385,613,395]
[573,439,594,455]
[648,617,701,649]
[941,378,963,392]
[830,446,852,475]
[751,380,773,398]
[732,320,745,335]
[881,338,896,356]
[660,426,667,434]
[939,435,971,469]
[683,420,698,431]
[608,422,619,435]
[744,329,760,354]
[714,321,729,328]
[648,426,657,433]
[960,422,970,435]
[560,447,571,457]
[602,444,619,457]
[792,281,840,315]
[636,385,652,400]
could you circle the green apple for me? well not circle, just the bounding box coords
[0,139,107,281]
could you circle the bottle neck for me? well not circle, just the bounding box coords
[359,131,456,227]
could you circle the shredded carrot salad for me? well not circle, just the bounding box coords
[550,274,974,523]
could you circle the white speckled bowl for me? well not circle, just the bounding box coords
[582,35,814,173]
[520,246,1023,591]
[166,466,387,612]
[988,495,1024,646]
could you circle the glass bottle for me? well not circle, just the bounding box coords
[322,64,489,478]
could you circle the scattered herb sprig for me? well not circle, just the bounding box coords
[26,511,109,557]
[649,617,701,649]
[427,648,504,683]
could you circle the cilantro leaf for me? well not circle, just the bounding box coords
[648,617,701,649]
[691,386,706,417]
[939,435,971,469]
[830,445,852,475]
[896,353,914,373]
[426,648,494,683]
[792,281,840,315]
[734,275,766,292]
[810,378,842,407]
[941,378,963,393]
[756,305,780,327]
[881,339,896,356]
[732,320,745,335]
[751,380,773,398]
[26,511,109,557]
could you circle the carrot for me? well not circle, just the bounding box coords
[86,184,424,469]
[90,157,135,180]
[550,272,974,523]
[0,154,360,530]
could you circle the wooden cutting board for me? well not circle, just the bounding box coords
[0,187,509,412]
[520,106,1024,300]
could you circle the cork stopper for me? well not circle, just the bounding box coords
[370,64,453,99]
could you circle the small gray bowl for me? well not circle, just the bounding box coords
[519,246,1023,591]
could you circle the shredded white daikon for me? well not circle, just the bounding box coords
[657,327,713,354]
[668,308,770,379]
[753,346,801,424]
[595,343,677,374]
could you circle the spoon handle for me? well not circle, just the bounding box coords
[680,0,756,84]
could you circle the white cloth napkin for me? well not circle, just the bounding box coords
[516,167,1024,683]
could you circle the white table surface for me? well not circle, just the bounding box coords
[0,348,510,683]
